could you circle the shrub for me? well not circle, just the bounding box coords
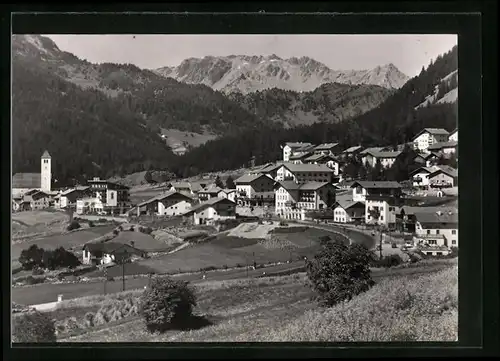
[306,242,374,307]
[143,227,153,234]
[88,221,95,228]
[25,275,45,285]
[32,267,44,276]
[279,221,289,226]
[140,277,197,333]
[138,226,145,233]
[258,220,264,225]
[107,276,115,282]
[112,229,119,236]
[12,311,56,343]
[19,245,45,270]
[67,221,81,231]
[449,247,458,258]
[118,225,123,231]
[129,226,135,232]
[99,218,107,222]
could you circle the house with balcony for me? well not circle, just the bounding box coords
[274,181,337,221]
[181,197,236,225]
[351,181,402,202]
[364,195,405,228]
[413,152,440,167]
[55,186,92,209]
[84,177,131,214]
[361,150,402,168]
[412,128,450,153]
[198,186,223,202]
[253,163,283,180]
[21,190,52,211]
[414,210,458,249]
[276,163,335,184]
[333,200,365,223]
[289,151,314,164]
[235,173,275,207]
[410,166,443,188]
[217,188,237,202]
[428,166,458,188]
[169,181,204,196]
[135,191,193,217]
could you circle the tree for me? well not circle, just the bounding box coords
[215,176,224,189]
[306,242,375,307]
[19,245,45,270]
[12,311,56,343]
[225,176,236,189]
[140,277,197,333]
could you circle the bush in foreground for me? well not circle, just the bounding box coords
[140,277,197,333]
[12,311,56,343]
[67,221,81,231]
[306,242,375,307]
[371,254,404,268]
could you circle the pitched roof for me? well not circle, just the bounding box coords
[412,128,450,140]
[41,150,51,159]
[351,181,402,189]
[12,173,41,189]
[171,181,191,189]
[428,165,458,178]
[235,173,270,184]
[410,166,441,176]
[364,150,402,158]
[183,197,236,214]
[83,242,145,255]
[314,143,339,151]
[334,200,365,210]
[285,142,313,149]
[281,163,334,173]
[276,181,336,191]
[414,211,458,227]
[137,191,192,207]
[342,145,363,154]
[275,181,301,191]
[360,147,388,155]
[61,186,90,196]
[289,152,312,160]
[427,141,458,150]
[258,163,283,173]
[304,153,339,163]
[400,206,458,215]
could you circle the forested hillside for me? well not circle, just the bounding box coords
[12,61,176,184]
[229,83,392,127]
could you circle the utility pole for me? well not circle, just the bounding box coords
[121,251,127,292]
[246,254,249,277]
[103,266,107,295]
[379,224,383,259]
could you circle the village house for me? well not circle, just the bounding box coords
[252,163,283,179]
[198,186,223,202]
[361,150,402,168]
[351,181,402,202]
[182,197,236,225]
[275,163,335,184]
[289,151,314,164]
[54,186,92,209]
[282,142,315,162]
[169,181,204,196]
[333,200,365,223]
[76,178,130,214]
[413,152,440,167]
[341,145,364,159]
[312,143,341,156]
[234,173,275,207]
[82,242,147,265]
[274,181,337,221]
[135,191,193,217]
[412,128,450,153]
[17,189,53,211]
[365,195,404,228]
[427,141,458,157]
[12,150,53,198]
[396,206,457,233]
[359,146,391,156]
[303,153,341,176]
[414,210,458,250]
[217,188,237,202]
[428,165,458,188]
[448,128,458,142]
[410,166,443,188]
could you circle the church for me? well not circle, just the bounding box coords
[12,150,53,198]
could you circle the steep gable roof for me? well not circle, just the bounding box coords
[183,197,236,215]
[412,128,450,140]
[314,143,339,151]
[360,147,390,155]
[83,242,146,256]
[427,141,458,150]
[364,150,402,159]
[334,200,365,210]
[12,173,41,189]
[428,166,458,178]
[235,173,271,184]
[41,150,51,159]
[342,145,363,154]
[414,211,458,227]
[285,142,313,149]
[281,163,334,173]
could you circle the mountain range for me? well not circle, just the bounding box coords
[155,54,410,94]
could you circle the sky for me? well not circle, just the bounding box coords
[46,34,457,77]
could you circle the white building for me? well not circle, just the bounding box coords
[448,128,458,142]
[333,200,365,223]
[351,181,402,203]
[82,242,146,265]
[412,128,450,153]
[12,150,53,198]
[276,163,334,184]
[217,189,237,202]
[234,173,275,206]
[427,141,458,157]
[365,195,402,227]
[303,154,341,176]
[55,186,92,209]
[410,166,442,188]
[136,191,193,217]
[282,142,315,162]
[414,210,458,249]
[275,181,337,221]
[313,143,341,156]
[341,145,364,159]
[361,150,402,168]
[182,197,236,225]
[428,166,458,188]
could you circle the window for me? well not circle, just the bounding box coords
[436,230,440,235]
[427,230,431,235]
[452,230,457,235]
[110,192,114,199]
[380,216,384,221]
[436,252,442,256]
[452,240,457,245]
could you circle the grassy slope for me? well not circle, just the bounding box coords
[60,261,457,342]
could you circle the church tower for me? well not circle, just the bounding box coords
[41,150,52,192]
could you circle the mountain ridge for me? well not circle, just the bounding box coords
[154,54,410,94]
